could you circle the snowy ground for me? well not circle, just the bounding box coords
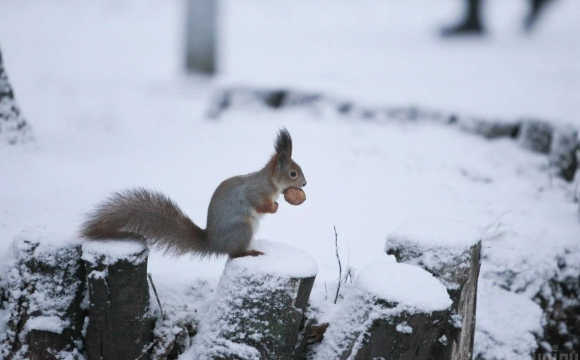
[1,0,579,358]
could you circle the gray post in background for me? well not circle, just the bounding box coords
[185,0,217,74]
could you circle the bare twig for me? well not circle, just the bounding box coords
[135,339,157,360]
[344,268,353,284]
[344,246,353,284]
[324,282,328,301]
[147,273,165,319]
[333,225,342,304]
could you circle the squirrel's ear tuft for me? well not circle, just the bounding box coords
[274,128,292,158]
[277,151,288,170]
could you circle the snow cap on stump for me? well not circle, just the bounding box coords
[357,262,452,312]
[385,218,482,289]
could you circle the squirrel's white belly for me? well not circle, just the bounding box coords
[249,208,264,237]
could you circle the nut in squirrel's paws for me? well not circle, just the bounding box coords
[284,187,306,205]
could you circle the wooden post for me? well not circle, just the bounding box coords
[82,240,155,360]
[185,0,217,74]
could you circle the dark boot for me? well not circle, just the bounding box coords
[441,0,485,36]
[524,0,553,31]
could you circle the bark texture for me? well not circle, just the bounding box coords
[83,243,155,360]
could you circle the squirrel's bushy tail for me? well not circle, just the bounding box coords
[80,188,212,257]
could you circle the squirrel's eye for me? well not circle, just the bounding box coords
[290,171,297,178]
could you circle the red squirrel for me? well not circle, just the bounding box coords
[80,128,307,258]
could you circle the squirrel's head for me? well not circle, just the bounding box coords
[271,128,307,192]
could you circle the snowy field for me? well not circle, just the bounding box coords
[1,0,579,358]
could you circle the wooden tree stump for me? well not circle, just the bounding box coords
[458,118,520,139]
[311,262,453,360]
[190,240,317,360]
[82,240,155,360]
[549,126,578,182]
[518,119,553,154]
[0,239,85,360]
[385,218,482,360]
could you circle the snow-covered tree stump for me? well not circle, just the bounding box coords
[311,262,453,360]
[0,47,32,144]
[0,239,85,360]
[185,0,217,74]
[518,119,553,154]
[385,218,482,360]
[189,240,317,360]
[458,118,520,139]
[82,240,155,360]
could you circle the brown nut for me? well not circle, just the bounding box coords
[284,187,306,206]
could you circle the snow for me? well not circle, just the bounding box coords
[0,0,579,359]
[387,218,482,248]
[81,239,148,266]
[385,218,482,290]
[25,316,68,334]
[226,239,318,279]
[475,279,544,359]
[357,262,451,313]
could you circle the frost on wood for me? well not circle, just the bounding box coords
[385,218,482,360]
[0,239,85,360]
[311,262,453,360]
[189,240,317,360]
[0,48,31,145]
[82,240,155,360]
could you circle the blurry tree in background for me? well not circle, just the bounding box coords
[0,45,31,144]
[185,0,217,74]
[442,0,555,36]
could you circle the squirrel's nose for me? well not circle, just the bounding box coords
[302,180,307,187]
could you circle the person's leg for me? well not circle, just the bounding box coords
[441,0,484,36]
[524,0,553,31]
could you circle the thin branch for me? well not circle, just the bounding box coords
[333,225,342,304]
[147,273,165,319]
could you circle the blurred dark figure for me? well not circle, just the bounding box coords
[441,0,554,36]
